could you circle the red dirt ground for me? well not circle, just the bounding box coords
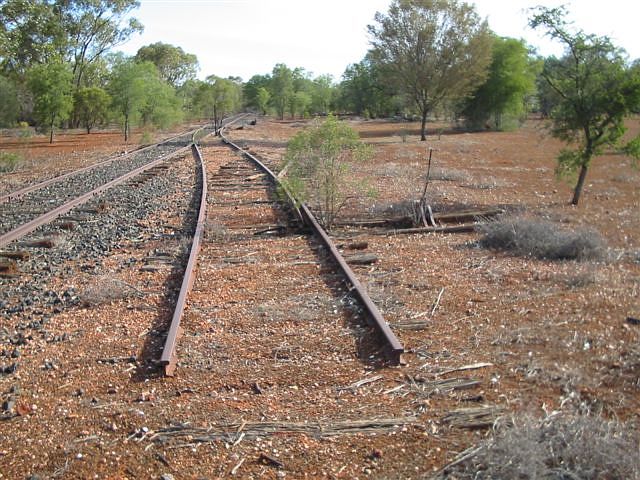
[0,117,638,479]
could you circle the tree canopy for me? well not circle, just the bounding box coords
[135,42,199,87]
[27,61,74,143]
[529,5,640,205]
[462,36,537,130]
[368,0,493,140]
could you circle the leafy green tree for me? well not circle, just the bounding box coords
[177,78,206,119]
[134,42,198,87]
[256,86,270,115]
[243,73,270,111]
[1,0,142,86]
[73,86,110,133]
[529,6,640,205]
[282,115,372,228]
[270,63,293,120]
[139,78,182,129]
[196,76,242,132]
[0,0,64,75]
[462,36,537,130]
[59,0,143,88]
[368,0,492,140]
[288,90,311,118]
[339,56,396,117]
[27,61,73,143]
[0,75,20,126]
[310,74,335,114]
[108,59,156,141]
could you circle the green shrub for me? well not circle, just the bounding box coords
[0,152,23,172]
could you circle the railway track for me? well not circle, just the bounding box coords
[0,117,494,478]
[158,120,403,377]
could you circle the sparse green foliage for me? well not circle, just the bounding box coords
[462,36,537,130]
[529,6,640,205]
[196,75,242,132]
[27,60,73,143]
[73,86,111,133]
[281,115,373,228]
[108,60,156,141]
[0,152,23,172]
[368,0,493,140]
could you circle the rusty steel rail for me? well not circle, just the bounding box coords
[0,145,192,249]
[0,125,206,204]
[159,143,208,376]
[220,128,404,364]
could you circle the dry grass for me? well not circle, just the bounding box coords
[80,275,143,307]
[476,215,607,261]
[442,414,640,480]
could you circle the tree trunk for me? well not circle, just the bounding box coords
[124,115,129,142]
[49,117,54,144]
[420,108,428,141]
[571,163,589,205]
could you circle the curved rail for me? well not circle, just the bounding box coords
[220,125,404,364]
[159,143,208,376]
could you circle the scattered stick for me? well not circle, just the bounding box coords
[230,457,245,475]
[431,288,445,316]
[337,375,384,392]
[408,377,481,397]
[436,362,493,377]
[387,224,476,235]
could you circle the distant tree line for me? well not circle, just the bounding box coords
[1,0,638,204]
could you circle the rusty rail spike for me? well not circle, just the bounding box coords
[219,122,404,365]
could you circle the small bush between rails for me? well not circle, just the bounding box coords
[439,414,640,480]
[476,215,607,261]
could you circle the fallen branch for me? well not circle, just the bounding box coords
[149,417,417,444]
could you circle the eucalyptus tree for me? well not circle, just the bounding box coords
[134,42,199,87]
[339,56,396,117]
[368,0,492,140]
[270,63,293,120]
[0,75,20,126]
[27,61,74,143]
[462,36,537,130]
[108,59,156,141]
[0,0,143,87]
[73,86,111,133]
[197,76,242,132]
[529,6,640,205]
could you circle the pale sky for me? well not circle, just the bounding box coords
[118,0,640,82]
